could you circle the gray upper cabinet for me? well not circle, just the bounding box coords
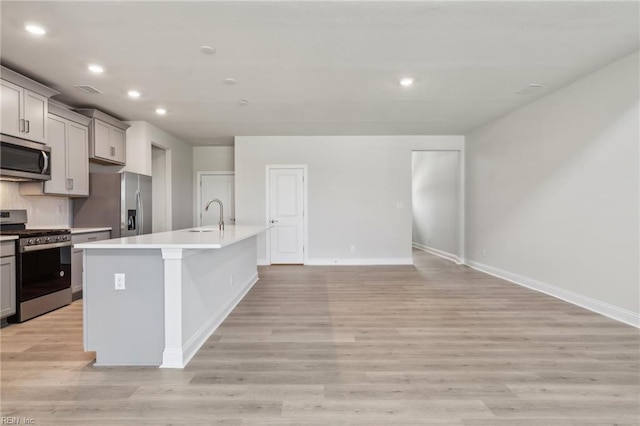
[76,109,129,165]
[20,101,91,197]
[0,66,59,144]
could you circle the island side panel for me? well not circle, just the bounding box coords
[180,236,259,363]
[84,249,165,366]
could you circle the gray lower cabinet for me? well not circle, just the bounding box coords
[0,241,16,319]
[71,231,111,298]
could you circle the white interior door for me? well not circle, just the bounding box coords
[200,174,235,227]
[269,168,304,264]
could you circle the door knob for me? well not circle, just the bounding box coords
[270,220,279,224]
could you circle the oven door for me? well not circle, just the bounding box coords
[18,243,71,302]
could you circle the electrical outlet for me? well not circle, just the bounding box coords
[396,202,404,209]
[114,273,125,290]
[482,249,487,257]
[230,275,234,285]
[428,237,432,244]
[350,245,356,253]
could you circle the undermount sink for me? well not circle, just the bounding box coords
[187,228,217,233]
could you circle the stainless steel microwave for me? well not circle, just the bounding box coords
[0,134,51,181]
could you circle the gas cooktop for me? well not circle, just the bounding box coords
[0,228,71,237]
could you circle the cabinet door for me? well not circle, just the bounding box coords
[1,80,23,138]
[0,256,16,319]
[71,231,110,298]
[71,248,83,294]
[67,122,89,196]
[93,119,112,160]
[110,127,126,164]
[43,115,68,194]
[23,90,47,143]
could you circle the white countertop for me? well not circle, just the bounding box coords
[75,225,270,250]
[70,227,112,235]
[0,235,18,242]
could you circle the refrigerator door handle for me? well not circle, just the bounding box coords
[139,191,144,235]
[135,190,141,236]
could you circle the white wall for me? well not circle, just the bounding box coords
[235,135,464,264]
[127,121,194,231]
[193,147,234,172]
[0,182,71,227]
[412,151,460,258]
[465,51,639,323]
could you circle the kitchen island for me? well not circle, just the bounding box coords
[75,225,269,368]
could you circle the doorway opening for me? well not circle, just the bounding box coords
[265,165,308,265]
[152,144,171,232]
[197,172,235,227]
[411,150,464,263]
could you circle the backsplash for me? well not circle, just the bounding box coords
[0,182,72,227]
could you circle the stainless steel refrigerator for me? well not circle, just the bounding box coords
[73,172,152,238]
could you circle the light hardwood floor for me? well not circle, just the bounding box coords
[1,250,638,425]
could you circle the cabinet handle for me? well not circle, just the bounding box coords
[19,119,25,133]
[88,237,98,241]
[25,120,30,133]
[66,179,72,190]
[111,147,116,157]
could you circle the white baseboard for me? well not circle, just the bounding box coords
[412,242,461,264]
[305,258,413,266]
[257,258,269,266]
[180,273,260,366]
[465,259,639,328]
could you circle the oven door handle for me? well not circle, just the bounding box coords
[20,241,71,253]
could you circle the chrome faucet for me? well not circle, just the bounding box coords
[205,199,224,231]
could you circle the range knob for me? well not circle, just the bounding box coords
[56,236,62,241]
[28,238,35,244]
[34,238,41,244]
[46,236,52,243]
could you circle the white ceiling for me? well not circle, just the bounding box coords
[1,1,638,146]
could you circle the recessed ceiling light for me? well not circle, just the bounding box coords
[25,24,46,35]
[127,90,141,98]
[224,78,237,85]
[399,78,414,87]
[88,64,104,74]
[200,45,216,55]
[155,108,167,115]
[238,100,249,106]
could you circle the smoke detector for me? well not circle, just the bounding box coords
[517,84,544,95]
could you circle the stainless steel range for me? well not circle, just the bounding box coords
[0,210,71,322]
